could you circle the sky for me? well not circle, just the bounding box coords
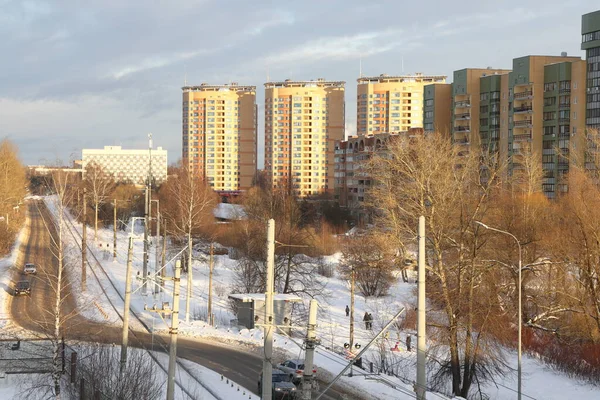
[0,0,597,168]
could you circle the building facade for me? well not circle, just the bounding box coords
[423,83,452,135]
[334,129,423,221]
[507,55,586,197]
[264,79,345,197]
[182,83,257,191]
[356,74,446,136]
[451,68,511,153]
[582,10,600,131]
[81,146,168,185]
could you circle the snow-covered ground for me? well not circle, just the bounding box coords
[4,196,600,399]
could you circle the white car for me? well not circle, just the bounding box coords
[277,359,317,384]
[24,263,37,274]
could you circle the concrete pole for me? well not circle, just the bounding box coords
[208,243,214,326]
[350,267,355,349]
[142,186,148,295]
[302,299,318,400]
[186,232,192,323]
[518,244,522,400]
[155,202,160,294]
[262,219,275,400]
[113,198,117,262]
[416,216,427,400]
[161,219,167,286]
[120,237,134,376]
[167,260,181,400]
[82,188,87,292]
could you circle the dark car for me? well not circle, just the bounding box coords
[258,369,297,399]
[14,280,31,296]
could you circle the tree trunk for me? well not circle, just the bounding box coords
[94,202,98,241]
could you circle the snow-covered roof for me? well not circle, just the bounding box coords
[213,203,246,220]
[228,293,302,302]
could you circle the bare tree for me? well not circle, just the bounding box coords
[366,132,509,398]
[83,161,116,240]
[0,139,27,254]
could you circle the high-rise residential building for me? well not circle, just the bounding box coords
[582,10,600,131]
[182,83,257,191]
[264,79,345,197]
[451,68,511,152]
[507,55,586,197]
[423,83,452,135]
[334,129,423,222]
[356,73,446,135]
[82,146,168,185]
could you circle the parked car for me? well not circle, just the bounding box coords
[278,359,317,384]
[14,280,31,296]
[24,263,37,274]
[258,369,297,399]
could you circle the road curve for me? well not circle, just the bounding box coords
[7,201,357,400]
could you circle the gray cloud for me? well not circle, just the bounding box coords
[0,0,594,165]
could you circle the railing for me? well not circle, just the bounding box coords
[455,113,471,119]
[455,101,471,108]
[514,91,533,99]
[514,120,533,127]
[454,126,471,132]
[513,133,532,141]
[514,106,533,113]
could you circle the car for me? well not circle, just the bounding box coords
[24,263,37,274]
[14,280,31,296]
[258,369,297,399]
[277,359,317,385]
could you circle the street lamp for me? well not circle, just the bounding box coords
[474,220,522,400]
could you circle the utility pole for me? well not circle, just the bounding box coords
[155,202,160,294]
[350,267,355,350]
[167,259,181,400]
[185,232,193,323]
[120,237,134,375]
[113,198,117,262]
[142,186,148,295]
[82,188,87,292]
[416,216,427,400]
[161,219,167,286]
[148,259,181,400]
[302,299,318,400]
[262,219,275,400]
[208,243,214,326]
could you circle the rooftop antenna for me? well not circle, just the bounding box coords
[359,56,363,78]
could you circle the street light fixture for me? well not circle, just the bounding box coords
[474,220,522,400]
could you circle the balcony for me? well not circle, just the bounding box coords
[559,103,570,109]
[454,126,471,132]
[513,133,532,141]
[514,106,533,114]
[455,113,471,120]
[514,91,533,100]
[454,138,470,145]
[455,101,471,108]
[514,119,533,128]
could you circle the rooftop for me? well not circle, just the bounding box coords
[182,83,256,92]
[265,78,345,88]
[357,73,447,84]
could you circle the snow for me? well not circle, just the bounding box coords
[213,203,246,220]
[0,218,28,330]
[229,293,302,302]
[3,196,598,399]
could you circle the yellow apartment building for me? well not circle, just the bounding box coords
[264,79,345,197]
[356,73,446,135]
[182,83,257,191]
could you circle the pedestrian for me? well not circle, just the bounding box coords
[345,305,350,317]
[367,313,373,330]
[406,335,412,352]
[363,312,369,329]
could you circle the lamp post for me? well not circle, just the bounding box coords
[474,221,522,400]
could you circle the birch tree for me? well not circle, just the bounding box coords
[83,161,115,240]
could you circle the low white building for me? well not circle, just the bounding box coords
[81,146,167,185]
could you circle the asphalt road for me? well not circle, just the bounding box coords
[7,200,357,400]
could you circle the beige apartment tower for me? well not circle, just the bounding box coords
[182,83,257,191]
[356,73,446,135]
[264,79,345,197]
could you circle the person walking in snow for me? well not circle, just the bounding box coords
[345,305,350,317]
[363,312,369,329]
[367,313,374,330]
[406,335,412,352]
